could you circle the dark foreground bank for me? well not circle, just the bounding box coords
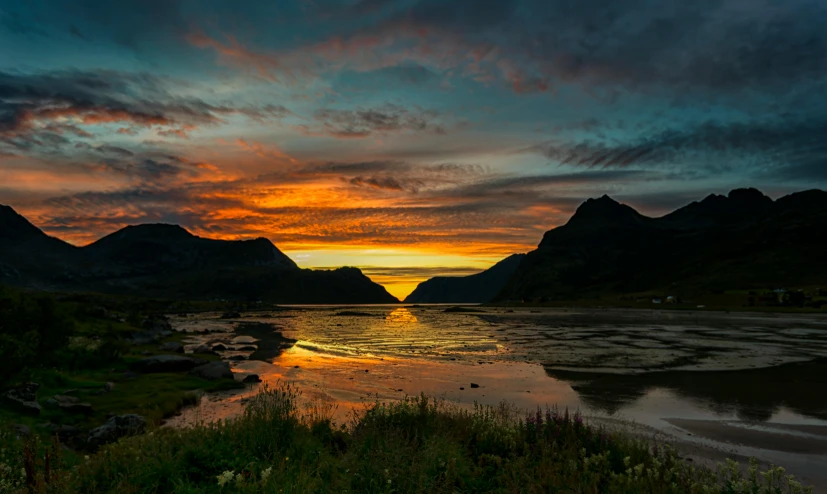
[0,385,812,493]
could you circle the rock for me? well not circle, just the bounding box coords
[131,355,206,373]
[236,345,257,351]
[129,331,160,345]
[105,382,116,392]
[44,398,59,408]
[12,424,30,439]
[190,361,234,381]
[4,382,41,415]
[158,342,184,353]
[470,383,480,388]
[212,344,227,351]
[53,395,79,405]
[192,344,216,355]
[241,374,261,383]
[87,415,147,448]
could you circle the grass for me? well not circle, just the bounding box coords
[1,287,242,456]
[0,385,813,493]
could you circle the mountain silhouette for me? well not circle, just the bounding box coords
[0,207,397,303]
[404,254,525,303]
[496,188,827,302]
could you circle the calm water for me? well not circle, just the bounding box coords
[168,306,827,485]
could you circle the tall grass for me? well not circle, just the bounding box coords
[1,385,813,493]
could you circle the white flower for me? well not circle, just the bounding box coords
[235,473,244,485]
[84,455,90,462]
[217,470,234,486]
[387,479,392,485]
[261,467,272,482]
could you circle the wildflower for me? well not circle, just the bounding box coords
[261,467,272,482]
[217,470,234,487]
[235,473,244,486]
[84,455,90,462]
[387,479,392,485]
[285,456,289,462]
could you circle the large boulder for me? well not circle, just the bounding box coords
[190,361,234,381]
[4,382,41,415]
[87,414,147,448]
[130,355,206,373]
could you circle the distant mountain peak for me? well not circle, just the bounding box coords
[727,188,772,206]
[115,223,194,240]
[0,204,47,242]
[567,195,643,226]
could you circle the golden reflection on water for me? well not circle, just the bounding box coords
[385,307,418,325]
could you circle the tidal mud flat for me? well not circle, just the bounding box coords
[165,306,827,489]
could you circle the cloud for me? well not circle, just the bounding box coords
[180,0,826,99]
[527,116,827,181]
[309,104,448,138]
[0,69,291,154]
[186,31,287,82]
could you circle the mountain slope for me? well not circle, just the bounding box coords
[496,188,827,302]
[0,207,397,303]
[404,254,525,303]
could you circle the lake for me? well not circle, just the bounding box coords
[165,306,827,487]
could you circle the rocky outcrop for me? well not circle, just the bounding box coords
[3,382,41,415]
[87,414,147,448]
[130,355,206,373]
[189,361,234,381]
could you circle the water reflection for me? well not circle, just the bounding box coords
[545,358,827,421]
[386,307,418,325]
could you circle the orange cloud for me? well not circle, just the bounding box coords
[187,32,286,82]
[235,138,296,163]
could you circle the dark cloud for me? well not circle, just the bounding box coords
[528,116,827,182]
[311,104,447,138]
[281,0,827,97]
[347,176,408,191]
[0,69,290,153]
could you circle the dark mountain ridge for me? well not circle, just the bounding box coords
[404,254,525,303]
[497,188,827,302]
[0,207,396,303]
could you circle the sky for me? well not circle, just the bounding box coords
[2,0,827,299]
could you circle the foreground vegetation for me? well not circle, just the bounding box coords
[1,385,812,493]
[0,287,240,447]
